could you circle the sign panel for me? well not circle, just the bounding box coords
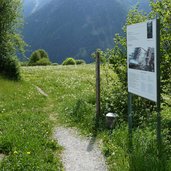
[127,19,157,102]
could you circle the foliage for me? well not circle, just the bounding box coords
[100,64,127,122]
[1,56,21,80]
[102,125,171,171]
[28,49,51,66]
[149,0,171,93]
[91,49,107,63]
[69,99,95,132]
[102,126,129,171]
[36,58,51,66]
[75,59,86,65]
[90,1,171,170]
[62,57,76,65]
[20,61,28,66]
[109,0,171,93]
[99,0,171,123]
[0,0,26,80]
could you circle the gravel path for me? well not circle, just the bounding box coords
[54,127,107,171]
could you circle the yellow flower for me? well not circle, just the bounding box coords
[14,151,18,154]
[26,151,31,155]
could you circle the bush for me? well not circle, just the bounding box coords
[28,49,51,66]
[62,58,76,65]
[0,56,20,80]
[36,58,51,66]
[20,61,28,66]
[75,59,86,65]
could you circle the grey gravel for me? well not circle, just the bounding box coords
[0,154,5,162]
[33,84,48,97]
[54,127,107,171]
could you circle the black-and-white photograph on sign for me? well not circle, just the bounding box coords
[129,47,155,72]
[127,19,157,102]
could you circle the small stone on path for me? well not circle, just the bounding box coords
[54,127,107,171]
[0,154,5,162]
[33,85,48,97]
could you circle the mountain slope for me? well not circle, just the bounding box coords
[23,0,52,17]
[23,0,149,63]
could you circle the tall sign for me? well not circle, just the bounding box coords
[127,19,158,102]
[127,18,161,156]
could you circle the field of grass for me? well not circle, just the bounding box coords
[21,65,97,131]
[1,64,171,170]
[0,65,97,170]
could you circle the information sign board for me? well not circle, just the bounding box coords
[127,19,157,102]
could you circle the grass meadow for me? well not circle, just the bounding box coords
[0,65,96,170]
[0,64,171,170]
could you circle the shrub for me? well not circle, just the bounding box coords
[62,58,76,65]
[36,58,51,66]
[69,99,95,133]
[20,61,28,66]
[75,59,86,65]
[0,56,20,80]
[28,49,51,66]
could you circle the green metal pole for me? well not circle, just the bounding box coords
[128,92,133,151]
[156,18,161,157]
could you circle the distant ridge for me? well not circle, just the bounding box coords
[23,0,150,63]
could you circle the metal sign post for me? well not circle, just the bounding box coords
[127,18,161,158]
[156,18,161,157]
[128,92,133,151]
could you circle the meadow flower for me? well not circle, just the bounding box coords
[27,151,31,155]
[14,151,18,154]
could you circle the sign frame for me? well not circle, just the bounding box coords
[127,19,158,102]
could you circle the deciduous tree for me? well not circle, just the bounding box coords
[0,0,25,79]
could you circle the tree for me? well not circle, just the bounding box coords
[149,0,171,92]
[0,0,25,80]
[99,0,171,123]
[28,49,51,66]
[108,0,171,93]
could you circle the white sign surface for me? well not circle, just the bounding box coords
[127,19,157,102]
